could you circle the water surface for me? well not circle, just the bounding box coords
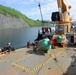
[0,27,39,48]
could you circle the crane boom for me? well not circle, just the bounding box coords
[57,0,73,32]
[51,0,73,33]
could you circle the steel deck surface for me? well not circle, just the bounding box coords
[0,47,76,75]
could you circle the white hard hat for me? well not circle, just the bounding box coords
[8,43,11,45]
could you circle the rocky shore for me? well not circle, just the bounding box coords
[0,14,30,29]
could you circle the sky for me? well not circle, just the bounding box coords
[0,0,76,21]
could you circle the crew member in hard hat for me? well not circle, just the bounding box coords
[6,43,11,52]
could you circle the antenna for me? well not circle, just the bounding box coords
[38,2,44,26]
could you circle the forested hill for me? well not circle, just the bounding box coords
[0,5,43,28]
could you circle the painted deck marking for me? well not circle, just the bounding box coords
[12,49,64,73]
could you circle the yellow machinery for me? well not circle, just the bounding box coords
[51,0,73,47]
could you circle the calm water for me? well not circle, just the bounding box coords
[0,27,39,49]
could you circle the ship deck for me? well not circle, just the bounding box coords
[0,46,76,75]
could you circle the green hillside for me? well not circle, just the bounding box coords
[0,5,50,27]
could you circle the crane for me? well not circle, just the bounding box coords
[51,0,73,47]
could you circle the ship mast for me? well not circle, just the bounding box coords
[38,2,44,26]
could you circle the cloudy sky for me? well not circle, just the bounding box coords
[0,0,76,21]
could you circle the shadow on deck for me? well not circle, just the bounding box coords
[62,49,76,75]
